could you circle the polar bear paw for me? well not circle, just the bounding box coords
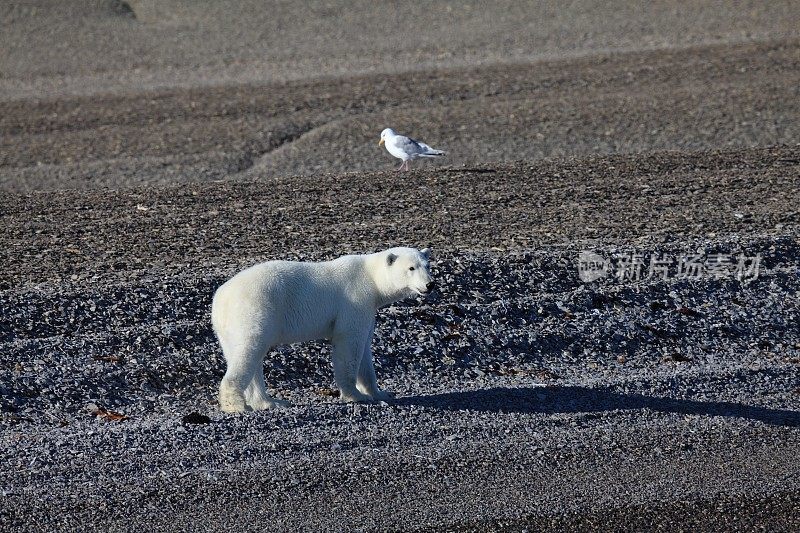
[339,390,374,403]
[219,384,249,413]
[342,389,395,403]
[369,389,395,401]
[250,397,291,410]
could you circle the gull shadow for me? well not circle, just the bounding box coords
[396,386,800,427]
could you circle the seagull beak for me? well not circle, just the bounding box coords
[378,138,385,146]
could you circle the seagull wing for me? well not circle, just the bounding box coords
[412,139,446,157]
[395,135,426,156]
[387,133,446,160]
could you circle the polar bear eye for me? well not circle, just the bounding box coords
[409,267,415,271]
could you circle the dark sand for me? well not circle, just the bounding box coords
[1,2,799,531]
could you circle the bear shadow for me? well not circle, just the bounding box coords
[395,386,800,427]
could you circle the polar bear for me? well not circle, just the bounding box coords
[211,247,434,412]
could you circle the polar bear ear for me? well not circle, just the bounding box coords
[421,248,431,260]
[386,252,398,266]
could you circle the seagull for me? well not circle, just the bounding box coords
[378,128,446,171]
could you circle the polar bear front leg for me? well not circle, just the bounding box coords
[244,364,290,410]
[356,324,393,401]
[331,335,372,403]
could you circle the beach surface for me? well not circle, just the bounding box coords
[1,2,799,531]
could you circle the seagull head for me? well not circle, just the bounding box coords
[378,128,396,146]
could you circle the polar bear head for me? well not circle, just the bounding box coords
[373,247,434,305]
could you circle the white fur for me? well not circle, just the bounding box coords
[212,247,433,412]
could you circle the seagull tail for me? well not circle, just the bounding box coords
[421,149,446,157]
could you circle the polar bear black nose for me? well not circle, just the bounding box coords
[426,281,436,292]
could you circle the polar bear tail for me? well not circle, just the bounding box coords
[210,290,227,350]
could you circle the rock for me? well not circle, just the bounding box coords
[181,412,212,425]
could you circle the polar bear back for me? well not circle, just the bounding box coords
[212,256,373,346]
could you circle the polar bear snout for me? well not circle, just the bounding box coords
[413,280,436,297]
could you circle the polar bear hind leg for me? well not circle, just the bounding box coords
[244,362,289,410]
[219,369,249,413]
[218,335,284,413]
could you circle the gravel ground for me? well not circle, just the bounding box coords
[2,240,799,531]
[2,148,799,531]
[2,1,800,531]
[3,38,800,191]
